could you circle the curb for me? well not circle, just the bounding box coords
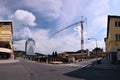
[93,64,120,70]
[0,59,19,64]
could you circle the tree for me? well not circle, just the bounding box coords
[91,47,104,57]
[54,51,58,57]
[52,51,55,57]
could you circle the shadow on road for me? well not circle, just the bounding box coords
[64,62,120,80]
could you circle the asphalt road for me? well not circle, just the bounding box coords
[0,58,120,80]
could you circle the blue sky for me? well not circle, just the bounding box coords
[0,0,119,54]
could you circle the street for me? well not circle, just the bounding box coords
[0,58,120,80]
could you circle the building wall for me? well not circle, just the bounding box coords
[105,15,120,64]
[0,22,13,42]
[106,16,120,51]
[0,21,14,59]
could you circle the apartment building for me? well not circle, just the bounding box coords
[105,15,120,64]
[0,21,14,60]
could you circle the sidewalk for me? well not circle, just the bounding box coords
[93,58,120,70]
[0,59,19,64]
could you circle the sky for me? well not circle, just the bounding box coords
[0,0,120,54]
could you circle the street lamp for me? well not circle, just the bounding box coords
[88,38,99,62]
[88,38,97,48]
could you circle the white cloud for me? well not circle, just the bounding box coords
[23,0,83,25]
[13,40,26,51]
[0,7,7,15]
[24,0,62,21]
[0,3,11,19]
[97,40,105,49]
[0,17,3,20]
[5,0,110,53]
[21,29,81,54]
[94,15,107,28]
[86,39,105,51]
[58,34,81,51]
[13,27,33,41]
[20,27,33,38]
[11,9,36,26]
[112,0,119,6]
[85,14,108,42]
[58,0,84,28]
[88,0,109,15]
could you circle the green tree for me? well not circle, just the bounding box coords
[54,51,58,57]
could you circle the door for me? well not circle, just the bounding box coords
[111,52,117,64]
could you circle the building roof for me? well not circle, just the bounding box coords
[106,15,120,39]
[0,21,13,34]
[0,20,13,22]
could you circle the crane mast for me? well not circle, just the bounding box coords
[80,18,84,57]
[80,18,84,50]
[52,17,86,54]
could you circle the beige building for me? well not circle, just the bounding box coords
[105,15,120,64]
[0,21,14,60]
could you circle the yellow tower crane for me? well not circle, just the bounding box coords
[52,17,86,57]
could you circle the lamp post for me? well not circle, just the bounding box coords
[88,38,98,61]
[88,38,97,48]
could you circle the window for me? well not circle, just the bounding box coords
[116,34,120,41]
[117,49,120,51]
[115,21,117,27]
[115,21,120,27]
[118,22,120,27]
[3,22,10,25]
